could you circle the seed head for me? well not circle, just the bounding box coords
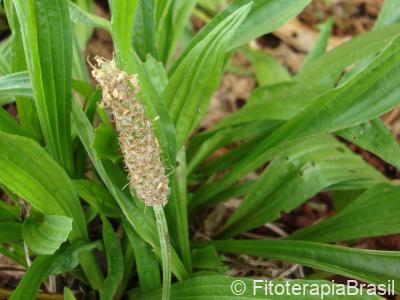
[91,57,169,206]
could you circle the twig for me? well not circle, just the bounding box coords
[48,276,57,293]
[0,266,26,272]
[276,264,300,278]
[264,223,288,237]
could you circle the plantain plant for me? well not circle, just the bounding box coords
[1,0,400,299]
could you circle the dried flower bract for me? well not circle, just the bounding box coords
[91,56,169,206]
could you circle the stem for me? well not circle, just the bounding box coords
[153,205,171,300]
[174,149,192,273]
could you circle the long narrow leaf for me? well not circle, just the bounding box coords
[3,1,40,138]
[0,131,103,288]
[10,242,99,300]
[194,33,400,204]
[101,217,124,300]
[132,275,384,300]
[207,240,400,291]
[12,0,74,173]
[288,183,400,242]
[217,136,386,238]
[0,71,32,99]
[0,107,26,136]
[68,1,111,32]
[164,4,251,148]
[171,0,311,72]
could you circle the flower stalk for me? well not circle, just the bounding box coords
[92,57,171,300]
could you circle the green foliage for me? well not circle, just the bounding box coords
[133,275,384,300]
[22,214,73,255]
[216,135,386,238]
[1,0,400,299]
[100,216,124,300]
[68,1,111,32]
[11,0,74,174]
[0,221,21,243]
[165,4,251,148]
[0,71,32,102]
[10,241,100,300]
[207,240,400,291]
[288,183,400,242]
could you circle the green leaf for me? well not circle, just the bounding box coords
[215,88,400,177]
[73,179,121,218]
[0,106,26,136]
[220,24,400,130]
[297,23,400,87]
[12,0,74,174]
[194,33,400,204]
[10,241,99,300]
[142,54,168,98]
[191,246,224,272]
[22,214,72,255]
[265,33,400,155]
[68,1,111,32]
[132,275,384,300]
[164,4,251,148]
[156,0,197,64]
[154,0,173,31]
[0,38,11,76]
[300,17,333,72]
[93,123,122,163]
[374,0,400,30]
[0,246,26,266]
[337,119,400,170]
[332,189,363,213]
[228,0,312,50]
[132,0,158,61]
[46,241,100,276]
[0,131,103,289]
[63,287,77,300]
[188,120,281,175]
[10,255,55,300]
[207,240,400,291]
[101,217,124,300]
[4,0,40,138]
[70,0,96,54]
[170,148,192,272]
[0,221,22,243]
[288,183,400,242]
[0,131,86,240]
[215,135,385,237]
[0,71,33,99]
[0,200,21,222]
[172,0,311,71]
[339,1,400,86]
[111,0,138,71]
[216,81,322,129]
[118,239,136,299]
[242,47,291,86]
[124,219,161,291]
